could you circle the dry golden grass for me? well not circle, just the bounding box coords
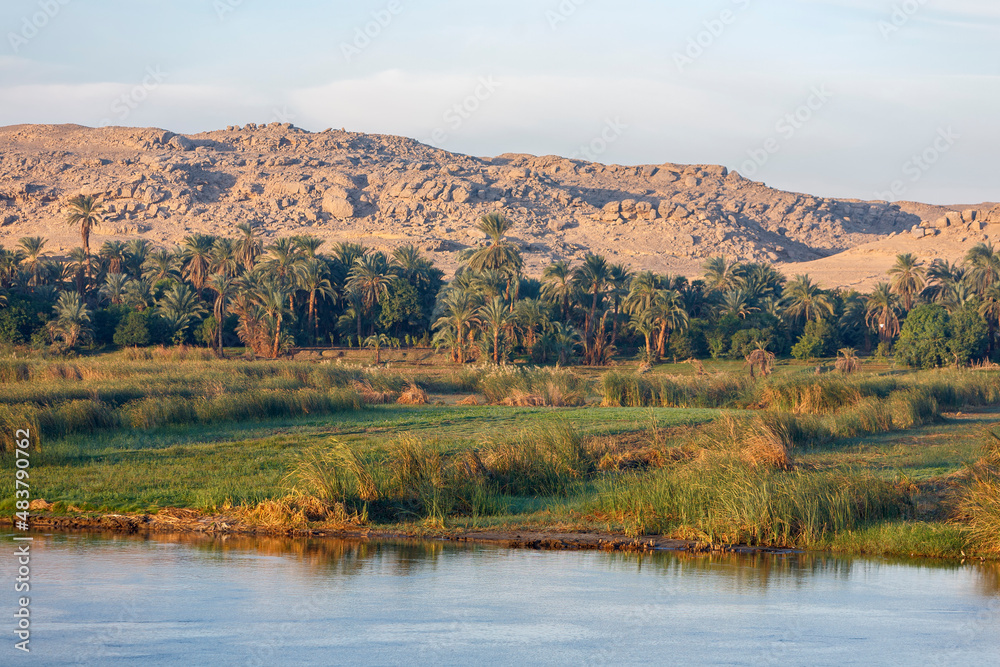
[350,380,398,405]
[397,384,429,405]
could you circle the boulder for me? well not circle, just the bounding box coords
[962,209,978,223]
[168,135,194,151]
[322,195,355,218]
[945,211,963,227]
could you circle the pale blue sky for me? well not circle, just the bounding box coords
[1,0,998,204]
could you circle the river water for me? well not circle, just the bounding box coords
[4,532,999,666]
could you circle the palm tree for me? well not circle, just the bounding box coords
[573,253,610,346]
[433,289,481,364]
[888,253,925,311]
[516,298,550,353]
[649,289,689,359]
[210,238,241,278]
[16,237,48,287]
[966,242,1000,295]
[478,296,516,365]
[65,247,88,293]
[65,194,104,279]
[607,263,632,346]
[207,273,237,356]
[465,213,524,274]
[156,283,206,344]
[783,275,834,324]
[865,282,901,343]
[835,348,862,374]
[125,239,151,278]
[548,322,580,366]
[296,258,337,344]
[143,248,180,283]
[99,240,128,275]
[624,271,662,316]
[719,289,758,320]
[630,310,657,361]
[124,277,154,312]
[702,256,743,293]
[100,273,130,305]
[541,261,576,322]
[258,281,292,358]
[364,333,392,365]
[235,222,263,272]
[346,253,394,341]
[181,234,217,296]
[48,291,93,349]
[292,235,324,259]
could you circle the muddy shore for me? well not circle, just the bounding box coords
[1,510,796,556]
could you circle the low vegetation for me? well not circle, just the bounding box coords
[1,354,998,560]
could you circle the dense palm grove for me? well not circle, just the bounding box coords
[0,195,996,368]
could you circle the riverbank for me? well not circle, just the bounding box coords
[2,354,999,560]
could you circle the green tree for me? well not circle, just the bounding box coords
[64,194,104,281]
[895,304,951,369]
[113,311,151,348]
[888,253,925,311]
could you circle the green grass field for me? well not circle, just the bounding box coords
[2,351,998,559]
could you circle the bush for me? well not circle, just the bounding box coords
[895,304,951,369]
[113,311,151,348]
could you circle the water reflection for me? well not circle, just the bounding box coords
[10,531,1000,666]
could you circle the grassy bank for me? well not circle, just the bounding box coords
[1,353,999,559]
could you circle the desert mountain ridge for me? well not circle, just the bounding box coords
[1,122,997,291]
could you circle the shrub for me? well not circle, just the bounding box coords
[113,311,151,348]
[895,304,951,369]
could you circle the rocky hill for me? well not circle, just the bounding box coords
[1,123,997,284]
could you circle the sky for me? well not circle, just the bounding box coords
[0,0,998,205]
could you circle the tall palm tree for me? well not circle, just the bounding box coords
[624,271,662,316]
[888,253,925,311]
[65,194,104,280]
[516,298,550,352]
[477,296,516,365]
[207,273,237,356]
[649,289,689,359]
[258,281,292,358]
[865,282,901,343]
[783,275,834,324]
[465,213,524,275]
[433,289,481,363]
[181,234,217,296]
[573,253,610,346]
[296,258,337,344]
[541,261,576,322]
[345,253,394,341]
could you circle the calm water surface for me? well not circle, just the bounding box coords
[3,532,999,666]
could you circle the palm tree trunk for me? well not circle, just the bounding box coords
[308,293,317,345]
[273,314,283,358]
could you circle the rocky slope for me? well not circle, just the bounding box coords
[0,123,997,282]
